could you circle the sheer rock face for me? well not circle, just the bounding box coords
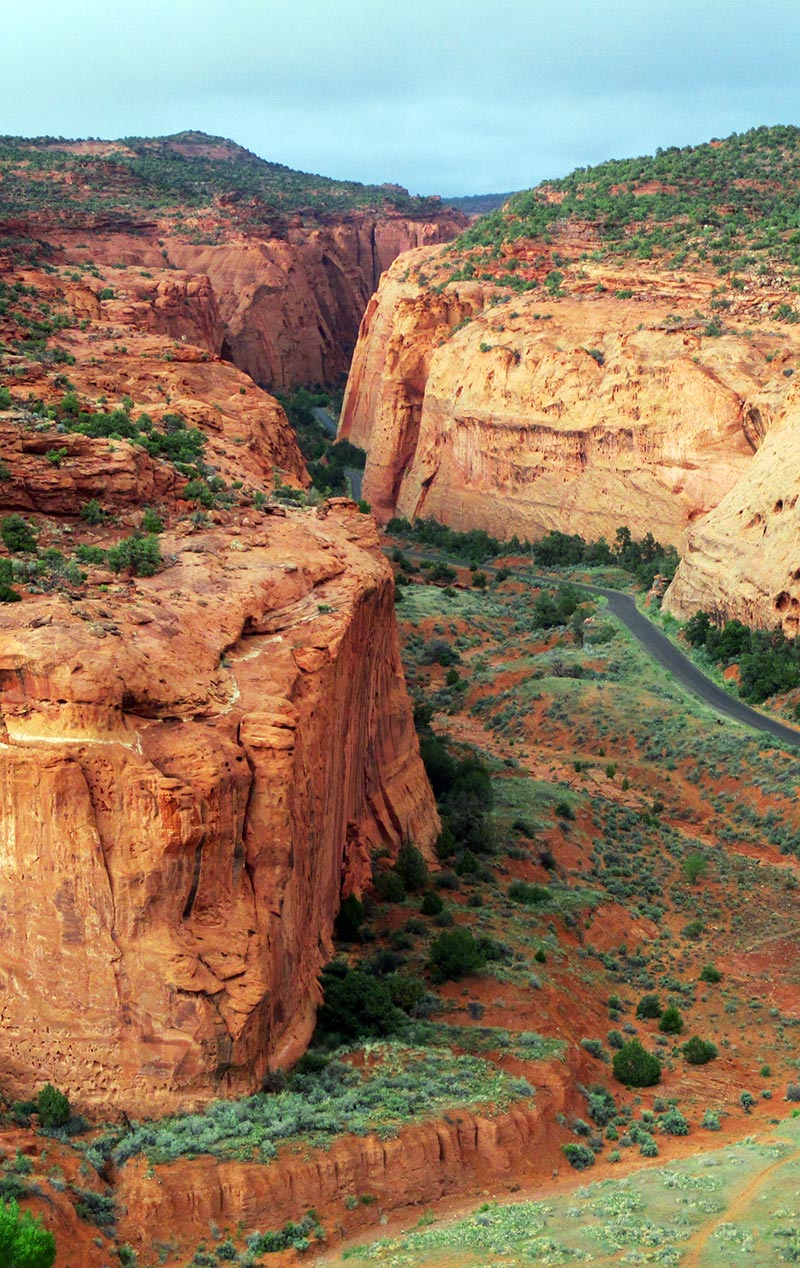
[0,504,437,1114]
[664,384,800,634]
[340,250,800,550]
[167,212,466,390]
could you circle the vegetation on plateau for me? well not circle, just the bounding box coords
[443,124,800,291]
[0,130,445,227]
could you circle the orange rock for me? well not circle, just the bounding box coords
[341,251,800,547]
[0,506,438,1114]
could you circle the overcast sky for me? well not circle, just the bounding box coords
[2,0,800,195]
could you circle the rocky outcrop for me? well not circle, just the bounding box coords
[340,251,800,547]
[114,1051,584,1265]
[664,383,800,634]
[167,212,466,390]
[0,503,437,1115]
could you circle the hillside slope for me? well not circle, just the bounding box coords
[340,126,800,629]
[0,131,466,389]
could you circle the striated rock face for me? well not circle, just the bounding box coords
[664,383,800,634]
[341,251,800,546]
[0,232,438,1114]
[0,503,437,1114]
[166,212,466,390]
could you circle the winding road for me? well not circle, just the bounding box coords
[558,576,800,749]
[398,548,800,750]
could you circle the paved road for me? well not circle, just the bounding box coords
[345,467,364,501]
[312,406,338,438]
[543,575,800,748]
[397,548,800,749]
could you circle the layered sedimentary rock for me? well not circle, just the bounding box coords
[341,250,800,546]
[169,213,466,390]
[0,235,438,1114]
[664,382,800,634]
[0,501,437,1115]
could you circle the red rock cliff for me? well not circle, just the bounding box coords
[341,249,800,547]
[0,249,438,1114]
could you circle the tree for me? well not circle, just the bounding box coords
[612,1039,661,1087]
[659,1005,684,1035]
[428,927,486,982]
[0,1200,56,1268]
[36,1084,70,1131]
[683,854,708,885]
[394,842,428,893]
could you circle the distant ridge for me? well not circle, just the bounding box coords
[442,192,514,215]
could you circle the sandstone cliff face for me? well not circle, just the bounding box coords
[341,250,800,547]
[0,501,437,1114]
[167,212,465,390]
[0,243,438,1113]
[664,381,800,633]
[42,207,464,394]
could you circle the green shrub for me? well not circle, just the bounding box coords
[613,1040,661,1088]
[586,1087,616,1126]
[699,964,722,983]
[375,871,406,903]
[0,559,21,603]
[659,1106,689,1135]
[0,386,13,408]
[1,515,37,554]
[316,965,402,1042]
[580,1039,606,1060]
[508,880,549,905]
[395,842,428,892]
[106,533,162,576]
[79,498,107,525]
[36,1084,70,1130]
[428,928,486,982]
[702,1108,721,1130]
[141,508,163,533]
[0,1199,55,1267]
[682,1036,718,1065]
[420,890,443,916]
[561,1142,595,1170]
[659,1005,684,1034]
[636,994,662,1020]
[640,1134,659,1157]
[334,894,364,942]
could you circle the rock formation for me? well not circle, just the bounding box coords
[341,252,800,546]
[664,381,800,634]
[0,501,436,1115]
[0,215,438,1114]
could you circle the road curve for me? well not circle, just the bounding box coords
[395,546,800,750]
[528,572,800,749]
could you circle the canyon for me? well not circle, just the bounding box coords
[340,127,800,632]
[3,127,800,1268]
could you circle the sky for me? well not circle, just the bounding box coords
[2,0,800,195]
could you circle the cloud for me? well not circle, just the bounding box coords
[2,0,800,193]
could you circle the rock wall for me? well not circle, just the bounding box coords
[664,383,800,634]
[0,504,437,1115]
[340,250,800,548]
[167,212,466,390]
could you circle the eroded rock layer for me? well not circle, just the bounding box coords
[341,250,800,548]
[0,501,436,1114]
[665,382,800,634]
